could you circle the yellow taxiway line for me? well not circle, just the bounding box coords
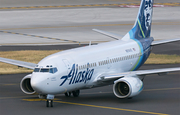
[22,98,169,115]
[1,87,179,114]
[0,30,81,44]
[54,100,169,115]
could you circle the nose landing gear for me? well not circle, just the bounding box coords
[46,100,53,107]
[46,94,54,107]
[41,90,80,107]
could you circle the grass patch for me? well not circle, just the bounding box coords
[145,53,180,64]
[0,50,60,74]
[0,50,179,74]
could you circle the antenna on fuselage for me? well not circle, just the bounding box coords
[89,41,92,46]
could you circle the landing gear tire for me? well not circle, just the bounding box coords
[72,90,80,97]
[46,100,49,107]
[65,90,80,97]
[50,100,53,107]
[46,100,53,107]
[65,92,71,97]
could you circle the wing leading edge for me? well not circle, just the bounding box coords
[0,57,36,69]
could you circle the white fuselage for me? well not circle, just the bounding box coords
[31,39,143,95]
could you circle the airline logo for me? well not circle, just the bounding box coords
[144,0,153,30]
[60,64,94,86]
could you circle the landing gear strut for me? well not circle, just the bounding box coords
[65,90,80,97]
[46,94,54,107]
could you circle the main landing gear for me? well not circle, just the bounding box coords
[65,90,80,97]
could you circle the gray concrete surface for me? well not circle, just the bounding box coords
[0,0,135,7]
[0,7,180,45]
[1,0,180,7]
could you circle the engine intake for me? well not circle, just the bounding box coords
[113,76,143,98]
[116,82,130,96]
[20,74,36,95]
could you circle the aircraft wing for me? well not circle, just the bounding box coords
[151,38,180,46]
[92,29,123,40]
[97,67,180,82]
[0,57,36,69]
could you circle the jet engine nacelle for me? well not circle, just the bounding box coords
[113,76,143,98]
[20,74,36,95]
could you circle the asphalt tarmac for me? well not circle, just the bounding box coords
[0,64,180,115]
[1,1,180,46]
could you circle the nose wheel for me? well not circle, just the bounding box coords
[46,94,54,107]
[46,100,53,107]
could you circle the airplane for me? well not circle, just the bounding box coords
[0,0,180,107]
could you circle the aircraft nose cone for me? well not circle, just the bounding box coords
[31,76,43,93]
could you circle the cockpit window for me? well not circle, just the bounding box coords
[40,68,49,72]
[53,68,58,73]
[34,68,40,72]
[49,68,58,73]
[33,67,58,74]
[49,68,53,73]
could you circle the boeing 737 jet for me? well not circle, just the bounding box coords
[0,0,180,107]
